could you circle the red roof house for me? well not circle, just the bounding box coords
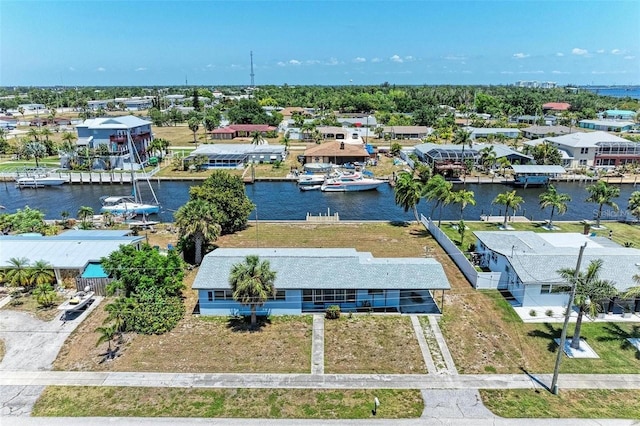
[542,102,571,112]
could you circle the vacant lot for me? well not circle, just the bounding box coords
[324,315,425,374]
[481,389,640,419]
[33,387,423,419]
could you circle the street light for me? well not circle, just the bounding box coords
[550,242,587,394]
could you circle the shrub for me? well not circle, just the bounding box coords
[545,309,554,317]
[33,283,56,308]
[325,305,341,320]
[529,309,537,317]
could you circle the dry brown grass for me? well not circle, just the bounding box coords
[0,339,5,363]
[2,293,65,322]
[324,315,426,374]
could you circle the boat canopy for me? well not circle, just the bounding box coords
[511,165,566,174]
[101,196,134,204]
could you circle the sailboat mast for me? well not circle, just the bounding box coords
[127,130,160,206]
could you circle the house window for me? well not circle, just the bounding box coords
[303,289,313,303]
[274,290,286,301]
[579,159,587,166]
[214,290,233,300]
[540,284,552,294]
[368,289,383,295]
[580,148,588,154]
[207,291,213,302]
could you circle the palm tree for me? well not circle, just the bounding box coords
[586,180,620,228]
[448,189,475,220]
[61,131,76,145]
[27,128,41,142]
[496,157,511,177]
[453,129,473,180]
[493,190,524,229]
[628,191,640,223]
[104,297,130,335]
[77,206,94,227]
[394,172,423,222]
[33,283,56,307]
[539,185,571,229]
[30,260,55,286]
[23,141,47,168]
[229,255,277,327]
[557,259,618,349]
[479,145,496,171]
[250,131,263,145]
[174,199,222,264]
[423,174,452,225]
[60,210,70,228]
[188,117,200,145]
[280,131,291,150]
[95,325,117,360]
[5,257,32,288]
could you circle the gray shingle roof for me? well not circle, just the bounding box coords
[192,248,450,291]
[474,231,640,291]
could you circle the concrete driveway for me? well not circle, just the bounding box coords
[0,297,102,416]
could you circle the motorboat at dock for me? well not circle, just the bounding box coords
[321,172,385,192]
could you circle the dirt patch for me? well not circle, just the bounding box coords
[324,315,426,374]
[1,293,65,322]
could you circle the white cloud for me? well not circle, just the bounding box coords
[444,55,465,61]
[517,70,544,74]
[611,49,622,55]
[513,53,530,59]
[390,54,403,63]
[371,57,382,63]
[404,55,415,62]
[572,48,588,56]
[500,71,514,74]
[325,57,339,66]
[68,67,75,71]
[596,49,605,54]
[289,59,301,66]
[552,70,570,74]
[135,67,147,72]
[97,67,106,72]
[353,57,366,63]
[624,55,635,60]
[556,52,564,57]
[277,61,286,67]
[206,64,215,68]
[306,59,321,65]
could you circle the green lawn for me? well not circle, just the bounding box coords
[33,387,423,419]
[481,389,640,418]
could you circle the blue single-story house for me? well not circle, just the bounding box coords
[192,248,451,316]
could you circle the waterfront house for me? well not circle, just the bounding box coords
[578,119,635,133]
[192,248,450,316]
[74,115,154,169]
[0,229,143,288]
[303,141,369,165]
[473,231,640,312]
[413,143,479,176]
[601,110,636,121]
[209,124,277,140]
[467,127,521,141]
[184,143,286,168]
[381,126,431,140]
[523,131,634,169]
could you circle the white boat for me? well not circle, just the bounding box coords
[58,290,95,312]
[101,195,161,215]
[298,174,326,186]
[303,163,333,173]
[299,184,322,191]
[100,131,160,215]
[321,172,385,192]
[15,175,68,188]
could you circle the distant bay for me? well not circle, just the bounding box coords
[582,86,640,99]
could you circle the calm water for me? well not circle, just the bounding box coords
[1,180,638,223]
[583,86,640,99]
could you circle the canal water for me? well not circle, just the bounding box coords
[0,180,638,223]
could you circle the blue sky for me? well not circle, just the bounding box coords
[1,0,639,86]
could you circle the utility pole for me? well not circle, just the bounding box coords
[250,51,255,88]
[550,242,587,395]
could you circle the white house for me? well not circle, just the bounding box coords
[473,231,640,310]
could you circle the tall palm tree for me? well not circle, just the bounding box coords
[229,255,277,327]
[250,131,263,145]
[479,145,496,171]
[453,128,473,180]
[586,180,620,228]
[448,189,476,220]
[5,257,32,288]
[27,128,41,142]
[188,117,200,145]
[30,260,55,286]
[61,131,76,145]
[539,185,571,229]
[174,199,222,264]
[557,259,618,349]
[423,174,452,225]
[104,297,130,335]
[493,190,524,229]
[23,141,47,168]
[393,171,423,222]
[496,157,511,177]
[628,191,640,223]
[77,206,94,227]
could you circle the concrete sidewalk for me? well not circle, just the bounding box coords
[3,370,640,390]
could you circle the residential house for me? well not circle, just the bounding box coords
[542,102,571,112]
[184,143,286,168]
[474,231,640,311]
[303,141,370,165]
[524,131,633,169]
[209,124,277,140]
[578,119,635,133]
[467,127,521,141]
[601,110,636,121]
[521,125,574,139]
[316,126,351,141]
[0,229,143,287]
[413,143,479,176]
[74,115,154,169]
[193,248,450,315]
[381,126,431,140]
